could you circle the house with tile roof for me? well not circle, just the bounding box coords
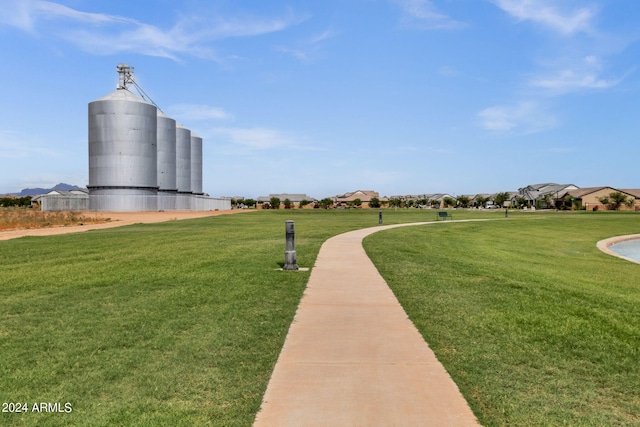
[517,183,579,208]
[334,190,386,208]
[257,193,317,209]
[562,187,638,211]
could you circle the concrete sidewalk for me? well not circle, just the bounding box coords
[254,222,480,426]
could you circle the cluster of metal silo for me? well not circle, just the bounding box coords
[156,110,178,211]
[87,64,224,212]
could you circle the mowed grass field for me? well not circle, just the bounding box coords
[1,208,639,426]
[366,211,640,426]
[0,208,437,427]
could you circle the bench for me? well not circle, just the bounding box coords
[437,211,452,220]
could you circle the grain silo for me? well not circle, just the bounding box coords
[190,133,203,195]
[83,64,232,212]
[157,110,177,210]
[175,123,192,210]
[88,64,158,211]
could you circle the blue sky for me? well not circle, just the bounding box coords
[1,0,639,198]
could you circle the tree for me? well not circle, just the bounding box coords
[283,198,292,209]
[244,198,256,208]
[0,196,32,207]
[456,195,470,208]
[319,198,333,209]
[625,198,635,209]
[562,194,578,210]
[538,194,553,209]
[299,199,310,208]
[270,197,281,209]
[515,196,527,208]
[352,198,362,208]
[608,191,628,211]
[443,197,456,208]
[597,195,610,209]
[369,197,381,208]
[474,196,488,208]
[493,192,510,208]
[388,198,402,208]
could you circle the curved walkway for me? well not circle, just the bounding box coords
[254,221,481,427]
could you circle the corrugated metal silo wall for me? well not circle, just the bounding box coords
[175,123,192,210]
[42,195,89,211]
[190,134,203,195]
[157,111,178,210]
[88,89,158,211]
[193,195,231,211]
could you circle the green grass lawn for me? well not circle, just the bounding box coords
[365,211,640,426]
[1,209,639,426]
[0,208,438,427]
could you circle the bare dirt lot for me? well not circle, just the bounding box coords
[0,210,253,241]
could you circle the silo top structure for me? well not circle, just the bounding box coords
[116,63,134,90]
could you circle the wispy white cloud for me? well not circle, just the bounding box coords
[478,101,557,134]
[211,127,316,151]
[0,0,37,31]
[531,69,625,92]
[0,0,305,60]
[392,0,465,30]
[37,1,137,26]
[167,104,234,122]
[276,28,337,61]
[529,55,632,94]
[491,0,595,35]
[309,29,335,44]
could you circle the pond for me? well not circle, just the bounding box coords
[609,238,640,262]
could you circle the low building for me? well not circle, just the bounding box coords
[518,183,579,208]
[563,187,638,211]
[471,194,492,208]
[257,193,317,209]
[622,189,640,210]
[334,190,385,208]
[32,189,89,211]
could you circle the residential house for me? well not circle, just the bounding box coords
[470,194,492,208]
[334,190,385,208]
[517,183,579,208]
[622,189,640,210]
[562,187,638,211]
[426,193,456,208]
[256,193,316,209]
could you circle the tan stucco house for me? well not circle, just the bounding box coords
[563,187,638,211]
[334,190,385,208]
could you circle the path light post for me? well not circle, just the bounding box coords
[284,220,299,270]
[505,207,508,218]
[378,210,383,225]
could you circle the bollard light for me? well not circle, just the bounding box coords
[283,220,299,270]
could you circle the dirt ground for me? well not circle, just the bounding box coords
[0,210,253,241]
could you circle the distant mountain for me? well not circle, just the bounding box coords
[11,183,84,197]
